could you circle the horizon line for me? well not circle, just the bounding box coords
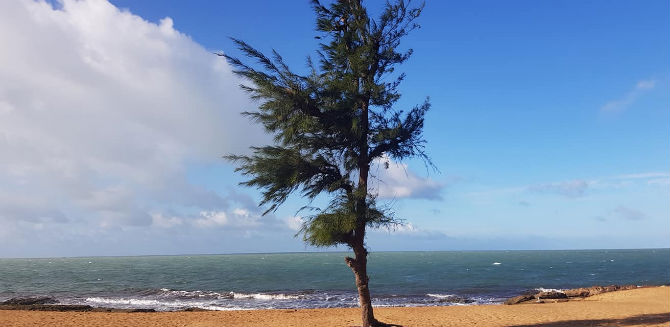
[1,247,668,260]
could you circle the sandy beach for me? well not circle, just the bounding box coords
[0,286,667,327]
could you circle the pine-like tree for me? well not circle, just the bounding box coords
[223,1,429,326]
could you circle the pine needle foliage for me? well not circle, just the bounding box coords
[223,1,429,325]
[224,0,430,248]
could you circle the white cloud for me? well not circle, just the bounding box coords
[194,211,229,227]
[600,79,656,113]
[374,222,447,240]
[192,208,282,229]
[285,216,304,231]
[611,206,647,221]
[528,179,589,198]
[370,156,444,200]
[0,1,265,234]
[151,213,184,228]
[613,172,669,180]
[647,178,670,186]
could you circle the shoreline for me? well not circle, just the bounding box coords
[0,287,667,327]
[0,284,663,312]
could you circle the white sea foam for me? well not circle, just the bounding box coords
[200,305,253,311]
[85,297,164,307]
[158,288,228,299]
[426,293,455,299]
[84,296,248,311]
[534,288,564,293]
[231,292,302,300]
[492,262,501,265]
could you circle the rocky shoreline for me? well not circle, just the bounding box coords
[0,285,658,312]
[0,297,207,312]
[503,284,645,305]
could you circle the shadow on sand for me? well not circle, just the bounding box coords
[507,312,670,327]
[367,312,670,327]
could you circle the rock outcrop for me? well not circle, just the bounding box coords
[536,291,568,299]
[504,294,535,305]
[504,284,641,305]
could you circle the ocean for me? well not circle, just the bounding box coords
[0,249,668,311]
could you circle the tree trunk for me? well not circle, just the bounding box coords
[345,245,379,327]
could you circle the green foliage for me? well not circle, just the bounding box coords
[224,0,429,248]
[299,195,397,246]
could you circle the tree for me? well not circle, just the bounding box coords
[223,1,429,326]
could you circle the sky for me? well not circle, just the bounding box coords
[0,0,667,257]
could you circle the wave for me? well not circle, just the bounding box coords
[151,288,303,301]
[56,288,506,311]
[231,292,303,300]
[157,288,230,299]
[426,293,456,299]
[78,289,309,311]
[83,296,251,311]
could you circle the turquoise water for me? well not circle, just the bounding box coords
[0,249,668,310]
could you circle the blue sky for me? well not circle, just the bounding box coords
[0,0,667,257]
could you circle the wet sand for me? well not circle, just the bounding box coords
[0,286,667,327]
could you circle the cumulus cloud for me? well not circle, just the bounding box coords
[0,0,269,237]
[528,179,589,198]
[370,156,444,200]
[600,79,656,113]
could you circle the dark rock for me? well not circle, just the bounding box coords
[128,308,156,312]
[0,304,93,311]
[536,291,567,300]
[435,296,475,304]
[183,307,208,312]
[41,305,93,312]
[504,294,535,305]
[1,297,59,305]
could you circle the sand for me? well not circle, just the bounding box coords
[0,286,668,327]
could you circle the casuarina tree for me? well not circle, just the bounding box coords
[223,1,430,326]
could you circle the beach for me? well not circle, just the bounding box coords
[0,286,667,327]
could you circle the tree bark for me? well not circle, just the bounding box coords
[345,244,379,327]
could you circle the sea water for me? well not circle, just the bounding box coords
[0,249,668,310]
